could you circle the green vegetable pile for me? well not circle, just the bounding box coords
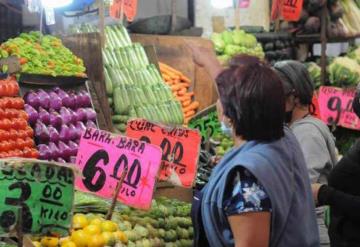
[103,25,184,132]
[212,132,234,157]
[74,192,193,247]
[306,62,322,89]
[211,29,264,66]
[328,57,360,86]
[0,31,86,77]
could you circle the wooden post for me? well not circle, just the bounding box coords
[171,0,177,33]
[106,167,128,220]
[98,0,105,48]
[234,5,240,30]
[320,1,328,85]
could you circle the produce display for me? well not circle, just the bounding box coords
[329,56,360,86]
[0,76,38,158]
[34,192,194,247]
[211,29,265,66]
[23,87,96,163]
[256,33,295,65]
[103,25,184,132]
[159,62,200,124]
[0,31,86,77]
[306,62,322,88]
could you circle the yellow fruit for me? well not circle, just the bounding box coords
[101,232,116,246]
[59,237,71,244]
[32,241,41,247]
[73,214,89,229]
[114,231,128,244]
[71,230,89,247]
[84,224,102,235]
[61,241,77,247]
[101,221,118,232]
[41,237,59,247]
[89,218,103,226]
[87,234,105,247]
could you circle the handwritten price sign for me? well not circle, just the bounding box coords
[75,128,162,210]
[126,119,201,188]
[189,111,220,141]
[0,159,74,236]
[282,0,303,21]
[110,0,138,22]
[318,86,360,130]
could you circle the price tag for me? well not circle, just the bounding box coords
[75,128,162,210]
[282,0,304,21]
[238,0,251,8]
[318,86,360,130]
[189,111,220,141]
[110,0,138,22]
[126,119,201,188]
[0,158,75,236]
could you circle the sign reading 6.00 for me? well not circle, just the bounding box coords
[0,159,74,236]
[126,119,201,188]
[75,128,162,210]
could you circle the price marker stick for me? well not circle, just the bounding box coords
[106,167,128,220]
[16,207,23,247]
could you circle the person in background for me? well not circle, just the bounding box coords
[312,83,360,247]
[187,42,319,247]
[274,61,337,246]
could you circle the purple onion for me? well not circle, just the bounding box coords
[67,93,77,109]
[49,111,62,129]
[60,107,72,125]
[35,121,50,143]
[76,108,87,122]
[24,91,40,109]
[49,92,62,111]
[48,142,60,160]
[37,89,50,109]
[58,141,71,160]
[75,122,86,136]
[86,120,97,129]
[85,108,97,121]
[48,126,60,143]
[38,107,50,125]
[24,104,39,126]
[79,90,92,107]
[38,144,51,160]
[68,141,79,156]
[59,124,70,142]
[57,158,66,163]
[68,124,77,140]
[69,156,77,164]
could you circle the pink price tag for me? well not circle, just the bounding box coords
[75,128,162,210]
[238,0,250,8]
[318,86,360,130]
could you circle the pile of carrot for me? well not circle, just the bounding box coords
[159,62,199,125]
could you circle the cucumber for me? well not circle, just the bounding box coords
[115,123,127,133]
[108,97,113,107]
[112,115,129,123]
[104,67,113,95]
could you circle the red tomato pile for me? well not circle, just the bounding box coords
[0,76,20,97]
[0,78,38,159]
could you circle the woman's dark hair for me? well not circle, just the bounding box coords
[216,55,285,141]
[273,60,314,106]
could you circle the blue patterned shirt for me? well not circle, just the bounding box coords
[223,167,272,216]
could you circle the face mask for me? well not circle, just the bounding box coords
[221,121,232,137]
[285,111,293,124]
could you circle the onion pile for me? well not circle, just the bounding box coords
[24,87,97,163]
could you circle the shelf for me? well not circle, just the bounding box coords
[295,34,360,44]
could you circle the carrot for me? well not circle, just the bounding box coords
[183,101,199,113]
[177,87,187,96]
[171,84,183,92]
[162,74,172,81]
[177,95,191,102]
[180,75,191,84]
[182,100,191,107]
[160,63,183,76]
[185,92,194,98]
[184,110,196,118]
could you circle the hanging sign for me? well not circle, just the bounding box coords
[318,86,360,130]
[110,0,138,22]
[238,0,251,8]
[75,128,162,210]
[0,158,75,236]
[126,119,201,188]
[282,0,304,21]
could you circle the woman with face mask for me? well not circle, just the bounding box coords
[274,61,337,246]
[311,83,360,247]
[187,43,319,247]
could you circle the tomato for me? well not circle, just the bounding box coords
[25,127,34,138]
[0,130,6,141]
[12,149,23,158]
[7,140,16,150]
[16,138,25,150]
[7,150,16,157]
[2,119,11,130]
[22,147,31,158]
[29,148,39,158]
[13,98,25,109]
[0,109,4,119]
[8,129,18,140]
[24,137,34,148]
[17,118,27,129]
[18,110,29,120]
[0,141,10,152]
[0,152,8,158]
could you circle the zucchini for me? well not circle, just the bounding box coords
[112,115,129,123]
[115,123,127,133]
[108,97,113,107]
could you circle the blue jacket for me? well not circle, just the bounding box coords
[194,128,320,247]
